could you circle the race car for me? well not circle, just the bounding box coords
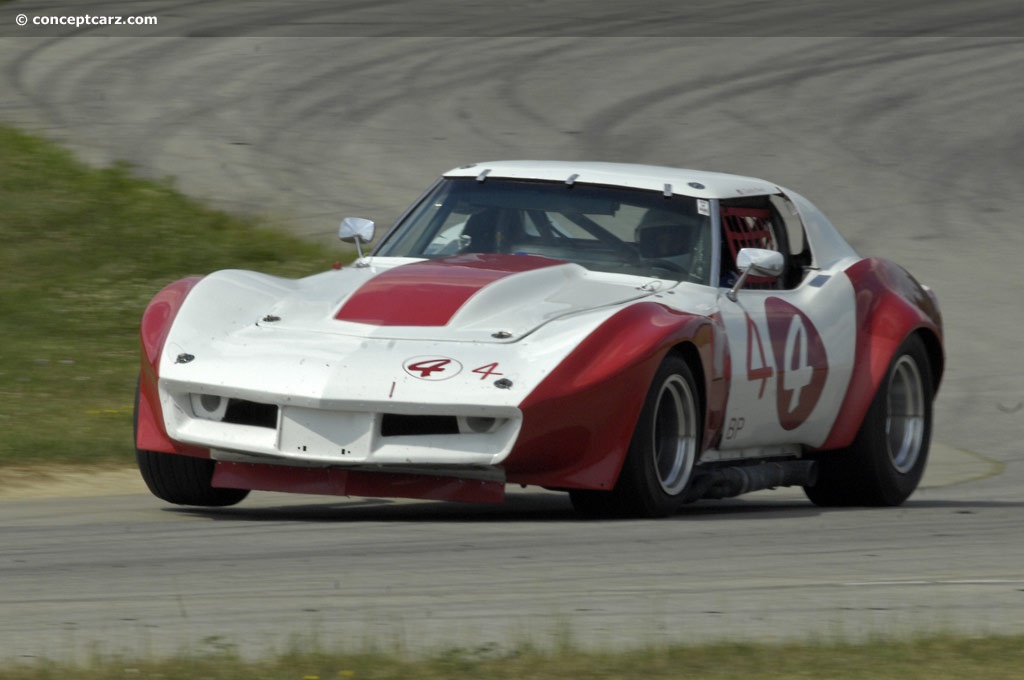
[135,161,943,517]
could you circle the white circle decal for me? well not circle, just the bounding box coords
[403,356,462,381]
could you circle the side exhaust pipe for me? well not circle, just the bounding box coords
[688,460,818,501]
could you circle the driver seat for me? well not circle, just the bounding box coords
[635,210,700,259]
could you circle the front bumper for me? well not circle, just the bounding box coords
[159,377,522,477]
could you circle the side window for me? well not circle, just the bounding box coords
[719,196,809,289]
[720,203,779,289]
[770,194,812,283]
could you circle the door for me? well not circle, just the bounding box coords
[715,202,856,451]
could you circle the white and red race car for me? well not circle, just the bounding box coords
[135,161,943,517]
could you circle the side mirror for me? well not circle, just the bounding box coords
[338,217,375,260]
[737,248,784,277]
[727,248,784,301]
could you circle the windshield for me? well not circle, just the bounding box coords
[375,178,713,283]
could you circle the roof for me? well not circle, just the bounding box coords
[443,160,782,200]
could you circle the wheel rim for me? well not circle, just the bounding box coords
[651,374,698,495]
[886,355,925,473]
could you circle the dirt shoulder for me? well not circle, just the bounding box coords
[0,465,145,500]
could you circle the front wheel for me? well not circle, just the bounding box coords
[804,334,933,507]
[136,449,250,507]
[135,379,249,507]
[570,354,701,518]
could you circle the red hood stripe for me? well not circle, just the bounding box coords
[335,254,563,326]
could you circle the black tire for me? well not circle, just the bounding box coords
[136,448,250,507]
[135,380,250,507]
[804,335,933,507]
[570,354,701,518]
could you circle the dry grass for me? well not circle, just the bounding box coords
[3,634,1024,679]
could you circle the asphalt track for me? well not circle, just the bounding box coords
[1,0,1023,663]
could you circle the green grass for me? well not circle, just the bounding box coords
[0,124,343,466]
[2,634,1023,679]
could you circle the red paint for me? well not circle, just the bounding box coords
[211,461,505,504]
[472,362,503,380]
[743,313,774,398]
[403,356,461,380]
[707,311,732,449]
[505,302,723,490]
[818,258,943,450]
[335,254,563,326]
[764,297,830,431]
[136,276,211,458]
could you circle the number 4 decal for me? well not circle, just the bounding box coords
[743,299,830,431]
[766,298,829,430]
[472,362,503,380]
[745,316,774,398]
[402,357,506,382]
[404,356,461,380]
[780,314,815,413]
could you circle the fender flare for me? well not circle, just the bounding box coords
[136,276,210,458]
[506,302,725,490]
[819,258,944,451]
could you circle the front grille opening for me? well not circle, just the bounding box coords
[224,399,278,428]
[381,414,459,437]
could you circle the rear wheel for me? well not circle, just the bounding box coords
[804,335,933,507]
[570,354,701,518]
[135,380,249,507]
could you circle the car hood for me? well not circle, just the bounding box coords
[158,254,693,412]
[265,253,666,342]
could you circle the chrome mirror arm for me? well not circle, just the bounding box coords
[726,270,752,302]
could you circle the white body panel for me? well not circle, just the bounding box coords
[445,161,781,200]
[156,259,717,470]
[717,263,858,450]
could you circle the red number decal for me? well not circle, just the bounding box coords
[403,357,462,380]
[407,358,451,377]
[472,362,503,380]
[745,315,774,399]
